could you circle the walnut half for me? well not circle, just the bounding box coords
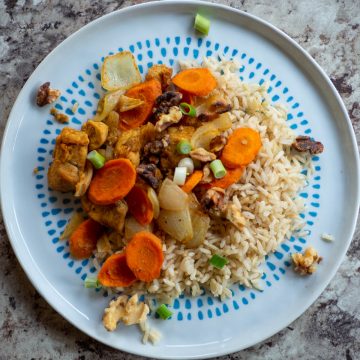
[36,82,61,107]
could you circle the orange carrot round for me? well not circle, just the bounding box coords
[172,68,217,97]
[203,166,244,189]
[181,170,203,193]
[125,231,163,282]
[98,252,137,287]
[88,158,136,205]
[221,128,262,168]
[69,218,103,259]
[125,185,154,225]
[119,79,162,130]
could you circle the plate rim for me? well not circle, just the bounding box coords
[1,1,359,358]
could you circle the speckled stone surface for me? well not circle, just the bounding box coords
[0,0,359,359]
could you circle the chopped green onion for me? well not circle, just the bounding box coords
[209,159,227,179]
[156,304,173,320]
[173,166,187,185]
[84,277,102,289]
[194,13,210,36]
[209,254,229,269]
[178,157,194,175]
[179,102,196,117]
[176,140,192,154]
[87,150,105,169]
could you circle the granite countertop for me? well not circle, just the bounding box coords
[0,0,359,359]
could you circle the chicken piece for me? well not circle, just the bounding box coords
[161,126,195,168]
[48,161,80,192]
[74,161,93,197]
[48,127,89,192]
[103,294,149,331]
[115,122,156,167]
[103,111,120,146]
[82,120,109,151]
[81,195,128,233]
[145,64,173,90]
[292,247,322,275]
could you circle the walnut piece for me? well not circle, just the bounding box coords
[225,203,246,230]
[209,135,227,154]
[36,82,61,107]
[190,148,216,162]
[103,294,149,331]
[155,106,183,132]
[136,163,163,189]
[291,246,322,275]
[201,187,227,217]
[153,91,183,120]
[200,164,214,184]
[50,107,69,124]
[292,136,324,155]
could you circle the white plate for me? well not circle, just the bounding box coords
[1,1,359,358]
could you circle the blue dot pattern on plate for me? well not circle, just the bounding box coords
[34,36,321,321]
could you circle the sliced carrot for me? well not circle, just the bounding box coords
[181,170,203,193]
[125,185,154,226]
[221,128,262,168]
[118,79,162,130]
[88,158,136,205]
[125,231,163,282]
[98,252,137,287]
[69,218,103,259]
[172,68,217,97]
[203,166,244,189]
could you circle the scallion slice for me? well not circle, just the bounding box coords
[209,254,228,269]
[179,102,196,117]
[87,150,105,169]
[173,166,187,186]
[176,140,192,154]
[209,159,227,179]
[84,277,101,289]
[194,13,210,36]
[156,304,173,320]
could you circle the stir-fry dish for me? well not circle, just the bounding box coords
[42,48,324,342]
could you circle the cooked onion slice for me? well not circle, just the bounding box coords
[92,89,124,122]
[158,178,188,211]
[157,207,193,243]
[101,51,142,91]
